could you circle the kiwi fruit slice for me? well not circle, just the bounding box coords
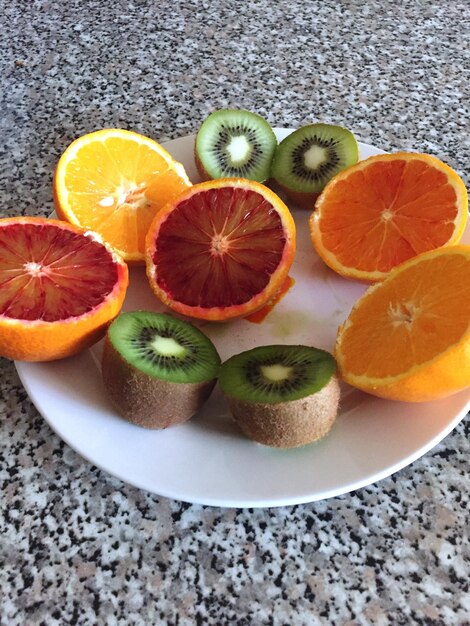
[219,344,340,448]
[102,311,221,429]
[270,123,359,209]
[195,109,277,182]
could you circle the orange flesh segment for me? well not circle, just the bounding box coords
[339,253,470,378]
[320,159,459,273]
[0,223,118,321]
[245,275,295,323]
[153,187,287,307]
[63,137,189,255]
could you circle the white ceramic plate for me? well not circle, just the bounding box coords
[15,129,470,508]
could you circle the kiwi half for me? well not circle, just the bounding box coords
[195,109,277,182]
[102,311,220,429]
[219,344,340,448]
[270,123,359,209]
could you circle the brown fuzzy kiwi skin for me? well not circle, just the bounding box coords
[224,375,340,448]
[268,179,320,210]
[194,148,213,182]
[102,337,217,430]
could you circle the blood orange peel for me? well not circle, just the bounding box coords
[0,217,128,362]
[245,275,295,323]
[310,152,468,281]
[145,178,296,322]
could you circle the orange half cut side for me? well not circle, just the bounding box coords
[54,128,192,263]
[310,152,468,281]
[0,217,128,361]
[335,245,470,401]
[145,178,296,321]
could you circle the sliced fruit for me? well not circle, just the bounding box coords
[245,275,295,323]
[219,344,340,448]
[0,217,128,361]
[310,152,468,281]
[335,246,470,402]
[53,128,192,263]
[195,109,277,183]
[102,311,220,429]
[270,124,359,209]
[145,178,296,321]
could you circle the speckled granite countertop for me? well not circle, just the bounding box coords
[1,1,469,624]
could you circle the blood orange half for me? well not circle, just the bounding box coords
[0,217,128,361]
[145,179,296,321]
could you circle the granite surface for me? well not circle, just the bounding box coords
[1,1,469,624]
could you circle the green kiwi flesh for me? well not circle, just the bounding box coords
[271,123,359,196]
[219,344,340,448]
[102,311,220,429]
[195,109,277,182]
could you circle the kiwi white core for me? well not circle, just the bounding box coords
[227,135,252,165]
[261,364,293,382]
[151,335,187,357]
[304,145,328,170]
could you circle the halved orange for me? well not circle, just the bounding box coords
[0,217,128,361]
[53,129,192,263]
[310,153,468,281]
[145,179,296,321]
[335,245,470,402]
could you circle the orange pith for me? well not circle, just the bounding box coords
[0,217,128,362]
[310,153,468,281]
[53,129,192,263]
[145,179,296,321]
[335,245,470,402]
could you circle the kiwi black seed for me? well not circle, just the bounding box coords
[270,123,359,209]
[101,311,221,429]
[218,344,340,448]
[195,109,277,182]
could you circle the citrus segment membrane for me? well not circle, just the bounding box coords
[153,187,286,308]
[311,153,468,281]
[339,253,470,378]
[54,129,191,262]
[320,160,458,272]
[0,222,120,321]
[335,245,470,401]
[0,217,128,362]
[146,179,296,321]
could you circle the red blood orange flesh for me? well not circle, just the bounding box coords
[0,217,128,361]
[145,179,296,321]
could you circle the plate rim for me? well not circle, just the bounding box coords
[13,129,470,508]
[15,362,470,508]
